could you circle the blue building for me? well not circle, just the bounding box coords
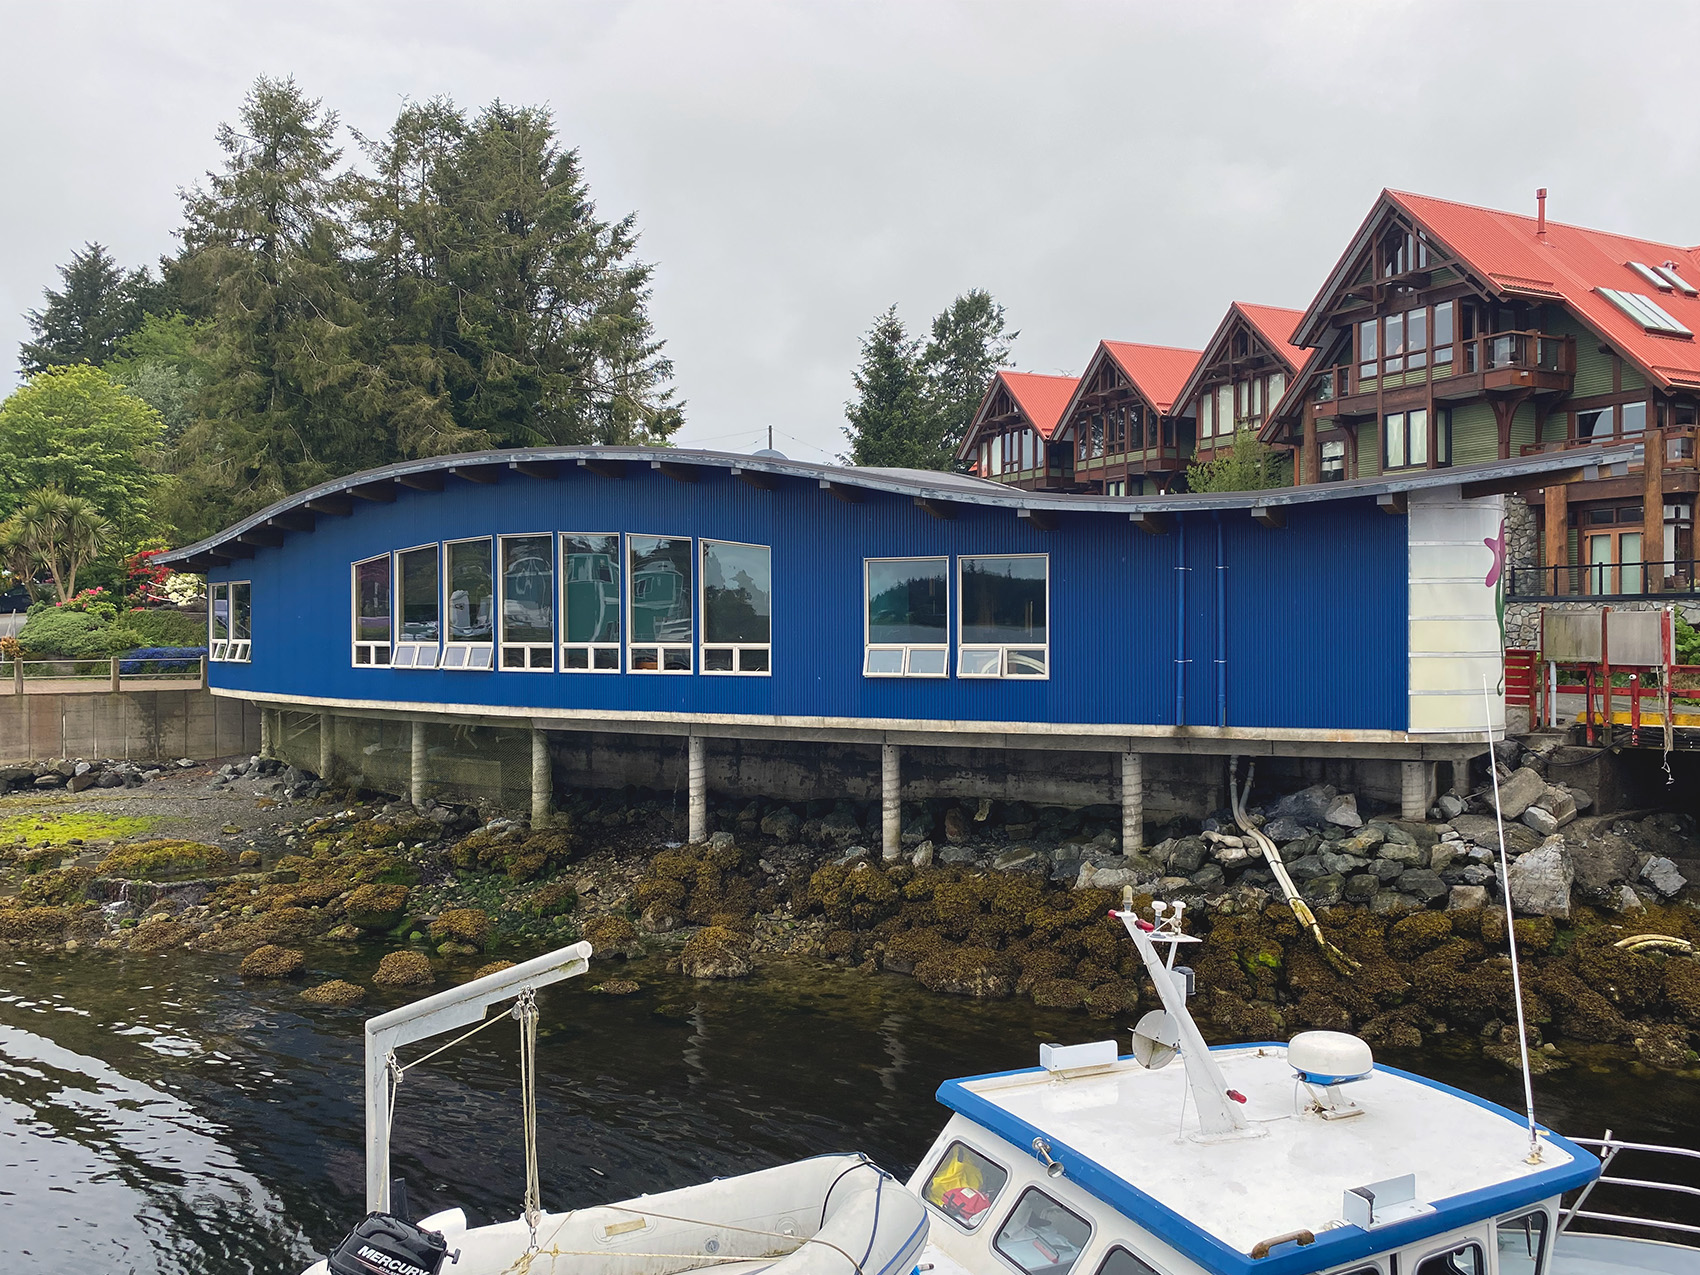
[159,444,1629,846]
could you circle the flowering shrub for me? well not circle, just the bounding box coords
[163,572,205,605]
[55,587,118,623]
[123,549,176,606]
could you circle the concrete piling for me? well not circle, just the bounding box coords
[687,735,708,843]
[531,729,552,829]
[259,707,274,760]
[1401,760,1434,821]
[881,743,901,861]
[319,713,335,782]
[411,720,429,809]
[1121,751,1144,854]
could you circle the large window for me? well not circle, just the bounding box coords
[629,535,693,673]
[444,537,494,670]
[208,581,252,662]
[394,545,441,668]
[923,1141,1009,1232]
[959,555,1048,678]
[865,557,948,676]
[992,1188,1092,1275]
[1361,302,1454,382]
[499,534,555,671]
[561,533,621,672]
[352,556,392,666]
[1383,408,1428,470]
[1496,1210,1549,1275]
[701,539,771,674]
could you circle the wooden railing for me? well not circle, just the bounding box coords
[0,655,207,695]
[1312,329,1574,406]
[1520,425,1698,466]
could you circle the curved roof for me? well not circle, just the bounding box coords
[157,442,1643,569]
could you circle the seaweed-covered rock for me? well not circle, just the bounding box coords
[1666,959,1700,1027]
[583,914,642,959]
[300,979,365,1006]
[127,916,194,951]
[0,905,81,944]
[343,883,410,931]
[680,926,753,979]
[1386,912,1454,961]
[528,881,579,918]
[239,945,305,978]
[473,960,516,979]
[914,945,1016,998]
[102,840,231,880]
[374,950,435,987]
[1029,977,1089,1009]
[429,907,491,950]
[592,978,641,995]
[16,866,95,907]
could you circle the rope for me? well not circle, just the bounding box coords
[1228,758,1358,974]
[516,988,543,1250]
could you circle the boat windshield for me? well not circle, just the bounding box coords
[1496,1210,1549,1275]
[1415,1244,1485,1275]
[924,1141,1009,1231]
[993,1187,1093,1275]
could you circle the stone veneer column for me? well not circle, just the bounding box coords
[881,743,901,862]
[1121,751,1144,854]
[530,729,552,829]
[687,735,707,844]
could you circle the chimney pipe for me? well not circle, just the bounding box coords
[1536,188,1547,237]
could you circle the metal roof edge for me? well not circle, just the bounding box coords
[156,442,1645,566]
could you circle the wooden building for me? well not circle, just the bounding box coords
[1267,189,1700,599]
[1175,303,1313,471]
[958,371,1079,492]
[1050,342,1201,495]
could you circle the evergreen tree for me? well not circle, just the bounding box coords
[922,289,1015,461]
[106,312,213,444]
[166,76,366,538]
[19,243,171,374]
[842,306,931,468]
[1185,427,1288,492]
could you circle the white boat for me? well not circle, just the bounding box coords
[305,908,1698,1275]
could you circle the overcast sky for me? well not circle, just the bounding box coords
[4,0,1700,463]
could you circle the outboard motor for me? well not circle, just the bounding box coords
[326,1212,452,1275]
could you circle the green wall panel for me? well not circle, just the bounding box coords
[1451,402,1499,466]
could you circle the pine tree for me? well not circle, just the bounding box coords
[922,289,1015,462]
[165,76,367,538]
[842,306,931,468]
[19,243,170,374]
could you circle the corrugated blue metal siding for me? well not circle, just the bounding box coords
[207,466,1408,730]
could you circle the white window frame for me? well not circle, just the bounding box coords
[559,532,623,673]
[351,556,392,667]
[391,542,442,670]
[442,536,495,671]
[957,552,1049,679]
[864,556,949,677]
[990,1184,1094,1275]
[627,533,694,674]
[700,538,772,676]
[208,581,252,663]
[498,532,556,672]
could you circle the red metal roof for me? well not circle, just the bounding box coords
[1101,341,1204,413]
[1387,190,1700,390]
[1232,303,1315,378]
[997,370,1080,439]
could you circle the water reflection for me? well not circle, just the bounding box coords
[0,949,1694,1275]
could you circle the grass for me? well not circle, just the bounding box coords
[0,810,156,846]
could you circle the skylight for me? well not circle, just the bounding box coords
[1657,264,1699,296]
[1628,261,1673,291]
[1598,287,1693,337]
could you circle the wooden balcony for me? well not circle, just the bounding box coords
[1518,426,1699,470]
[1311,330,1575,418]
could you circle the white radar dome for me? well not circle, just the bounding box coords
[1288,1031,1374,1085]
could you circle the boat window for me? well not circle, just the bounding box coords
[1495,1210,1549,1275]
[993,1187,1092,1275]
[1414,1243,1484,1275]
[1095,1246,1164,1275]
[922,1141,1009,1232]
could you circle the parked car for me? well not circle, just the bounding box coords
[0,585,32,614]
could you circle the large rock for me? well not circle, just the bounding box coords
[1535,788,1577,829]
[1344,873,1380,904]
[1450,814,1540,856]
[1378,842,1429,868]
[679,926,753,979]
[1302,873,1345,906]
[759,807,801,844]
[374,950,434,987]
[1448,884,1490,910]
[239,945,306,978]
[1396,868,1448,904]
[1266,785,1337,829]
[1168,837,1208,875]
[1642,857,1689,898]
[1337,826,1387,856]
[1435,793,1467,821]
[1522,806,1561,837]
[1494,768,1548,820]
[1505,837,1573,918]
[1325,793,1363,829]
[1571,832,1639,900]
[1261,815,1310,844]
[343,883,410,931]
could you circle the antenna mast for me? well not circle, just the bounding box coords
[1482,676,1542,1164]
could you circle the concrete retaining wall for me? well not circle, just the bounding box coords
[0,689,260,763]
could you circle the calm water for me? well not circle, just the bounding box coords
[0,944,1696,1275]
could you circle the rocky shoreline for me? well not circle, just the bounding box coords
[2,745,1698,1073]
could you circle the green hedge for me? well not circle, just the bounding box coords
[18,607,206,659]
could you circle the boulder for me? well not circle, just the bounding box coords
[1396,868,1448,904]
[1570,789,1594,813]
[759,807,801,843]
[679,926,753,979]
[1077,865,1150,891]
[910,840,934,868]
[1189,864,1226,890]
[344,883,410,931]
[1448,884,1490,910]
[1571,832,1639,899]
[1320,851,1368,876]
[942,807,969,844]
[1324,793,1363,829]
[1535,788,1577,828]
[1168,838,1208,875]
[1450,814,1540,856]
[1266,784,1337,828]
[1505,837,1573,918]
[300,979,365,1007]
[239,945,306,979]
[993,846,1039,872]
[1344,873,1380,904]
[1338,826,1387,856]
[429,907,490,950]
[1261,815,1311,844]
[1435,793,1467,821]
[1494,768,1547,820]
[1378,842,1429,868]
[1371,858,1406,883]
[374,950,434,988]
[1606,884,1645,913]
[1286,855,1329,881]
[1522,806,1561,837]
[1302,873,1345,906]
[1641,857,1689,898]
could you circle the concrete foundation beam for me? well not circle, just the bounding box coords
[1401,760,1435,821]
[319,713,335,782]
[1121,751,1144,854]
[881,742,901,861]
[531,729,552,829]
[687,735,707,843]
[411,720,429,808]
